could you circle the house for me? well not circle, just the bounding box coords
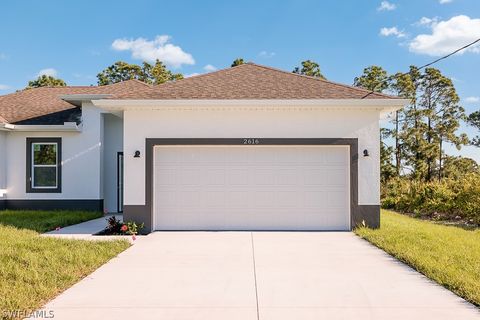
[0,63,407,232]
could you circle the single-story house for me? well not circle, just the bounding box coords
[0,63,407,232]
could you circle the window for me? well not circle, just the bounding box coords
[26,138,62,193]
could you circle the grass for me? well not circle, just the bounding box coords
[0,210,103,233]
[0,211,130,317]
[355,210,480,306]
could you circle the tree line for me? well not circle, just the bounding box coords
[24,59,479,182]
[26,58,326,88]
[354,65,479,182]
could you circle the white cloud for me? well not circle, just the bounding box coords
[203,64,217,72]
[184,73,200,78]
[439,0,453,4]
[409,15,480,56]
[377,1,396,11]
[0,84,10,90]
[259,50,276,58]
[415,16,439,27]
[380,27,406,38]
[37,68,58,77]
[111,35,195,68]
[465,96,480,103]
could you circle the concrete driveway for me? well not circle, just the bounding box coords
[45,232,479,320]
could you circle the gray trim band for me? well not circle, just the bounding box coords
[124,138,379,233]
[1,199,103,211]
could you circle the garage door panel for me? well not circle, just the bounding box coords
[205,191,227,207]
[254,169,276,185]
[155,168,177,185]
[325,148,349,164]
[227,191,250,207]
[226,168,249,185]
[205,168,226,185]
[275,168,298,185]
[304,190,328,208]
[326,168,348,186]
[304,168,327,185]
[153,146,350,230]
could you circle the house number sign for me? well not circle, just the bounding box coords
[243,138,260,145]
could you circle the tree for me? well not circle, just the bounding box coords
[27,75,67,88]
[467,110,480,147]
[440,156,479,179]
[418,68,467,181]
[353,65,468,182]
[143,60,183,85]
[389,68,419,177]
[97,61,142,85]
[292,60,326,79]
[353,66,389,92]
[389,66,432,180]
[380,128,397,183]
[97,60,183,85]
[231,58,245,67]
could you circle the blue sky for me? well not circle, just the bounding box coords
[0,0,479,160]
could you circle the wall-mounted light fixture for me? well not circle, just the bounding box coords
[134,150,141,158]
[363,149,369,157]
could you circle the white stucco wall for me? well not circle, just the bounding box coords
[4,103,104,200]
[123,107,381,206]
[103,114,123,212]
[0,131,6,195]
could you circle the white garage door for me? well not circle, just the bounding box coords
[153,145,350,231]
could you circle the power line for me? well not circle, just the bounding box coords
[360,38,480,99]
[417,38,480,70]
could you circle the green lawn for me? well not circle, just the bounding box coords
[355,210,480,306]
[0,211,130,317]
[0,210,103,232]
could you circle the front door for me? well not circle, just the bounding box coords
[117,152,124,213]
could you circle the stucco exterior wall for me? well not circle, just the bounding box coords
[0,131,6,192]
[123,107,381,207]
[103,114,123,212]
[4,103,104,200]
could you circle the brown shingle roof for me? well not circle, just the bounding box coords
[115,63,397,100]
[0,79,150,124]
[0,63,397,123]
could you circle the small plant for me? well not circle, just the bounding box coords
[124,221,144,235]
[101,216,144,236]
[105,216,124,234]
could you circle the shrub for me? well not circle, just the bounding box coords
[382,174,480,224]
[103,216,144,235]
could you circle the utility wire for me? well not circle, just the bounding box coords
[360,38,480,99]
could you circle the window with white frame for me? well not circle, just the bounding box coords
[27,138,62,193]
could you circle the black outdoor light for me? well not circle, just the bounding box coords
[363,149,369,157]
[134,150,141,158]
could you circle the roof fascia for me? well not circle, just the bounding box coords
[0,122,82,132]
[92,99,410,111]
[60,94,113,107]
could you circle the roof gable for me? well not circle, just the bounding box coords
[0,79,150,123]
[115,63,396,100]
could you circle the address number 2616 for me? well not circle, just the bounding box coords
[243,138,260,145]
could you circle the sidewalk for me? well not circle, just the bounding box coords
[43,214,138,242]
